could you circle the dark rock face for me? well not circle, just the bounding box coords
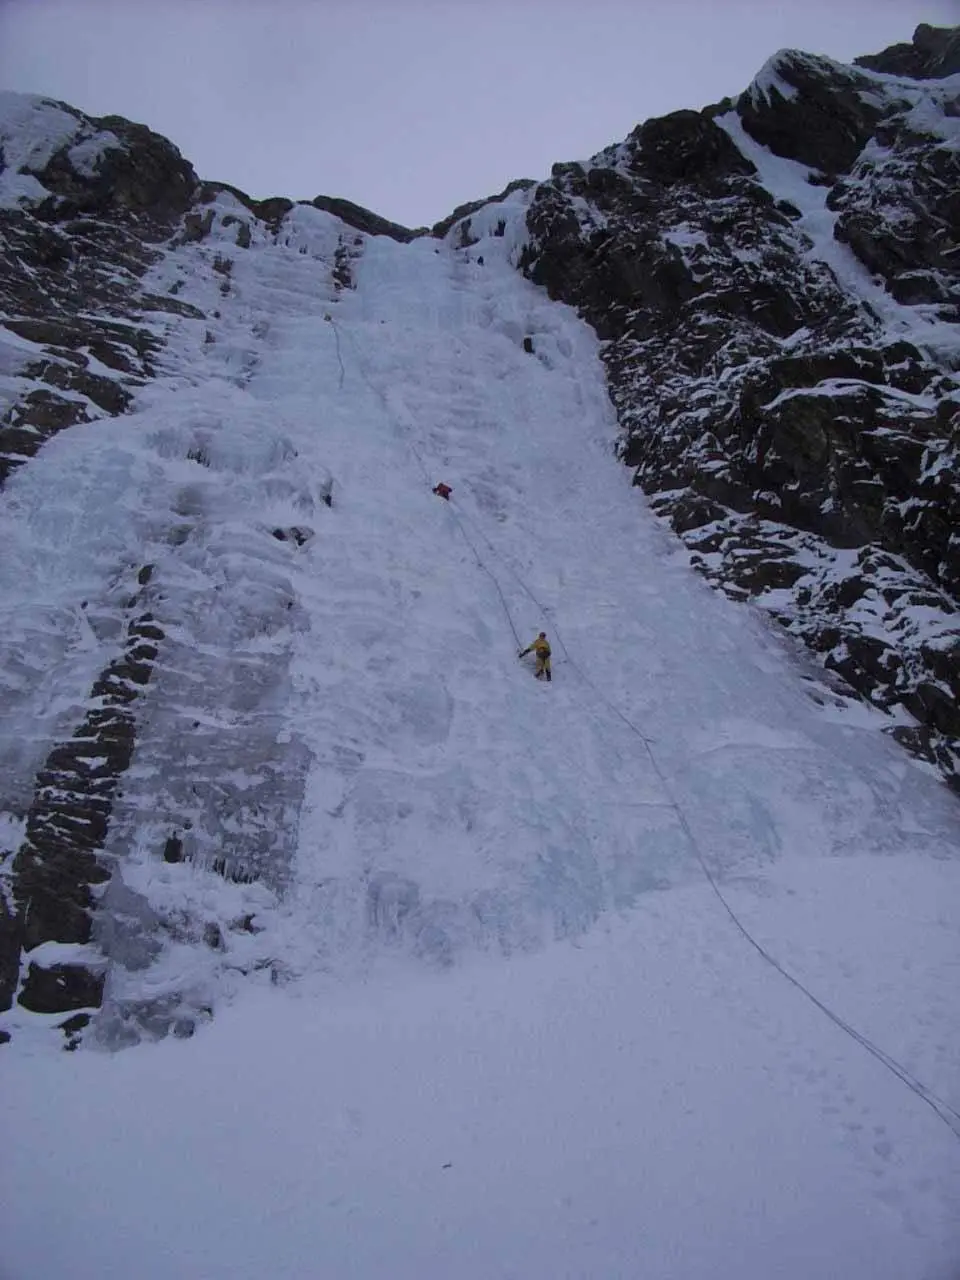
[630,108,758,185]
[32,111,196,221]
[515,33,960,790]
[856,24,960,80]
[1,583,162,1017]
[829,130,960,325]
[333,235,359,290]
[310,195,420,243]
[18,963,105,1016]
[0,98,195,484]
[738,52,889,174]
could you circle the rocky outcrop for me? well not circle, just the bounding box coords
[829,129,960,323]
[310,195,420,242]
[0,96,198,483]
[738,52,889,175]
[30,111,196,222]
[856,23,960,80]
[0,569,162,1029]
[513,33,960,789]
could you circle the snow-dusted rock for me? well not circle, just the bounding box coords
[855,22,960,80]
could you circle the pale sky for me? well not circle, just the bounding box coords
[0,0,956,228]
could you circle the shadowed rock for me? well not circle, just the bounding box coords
[855,23,960,80]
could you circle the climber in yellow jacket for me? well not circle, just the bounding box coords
[519,632,552,682]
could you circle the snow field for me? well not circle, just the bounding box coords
[4,868,960,1280]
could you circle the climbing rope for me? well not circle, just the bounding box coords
[334,317,960,1142]
[451,515,523,649]
[324,313,346,390]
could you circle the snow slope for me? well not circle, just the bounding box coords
[2,196,960,1278]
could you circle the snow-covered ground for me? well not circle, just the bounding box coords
[3,191,960,1278]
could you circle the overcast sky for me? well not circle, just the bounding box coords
[0,0,956,227]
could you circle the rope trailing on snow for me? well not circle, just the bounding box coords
[696,852,960,1141]
[467,530,960,1142]
[631,713,960,1140]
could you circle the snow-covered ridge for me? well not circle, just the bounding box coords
[743,44,960,119]
[744,49,804,106]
